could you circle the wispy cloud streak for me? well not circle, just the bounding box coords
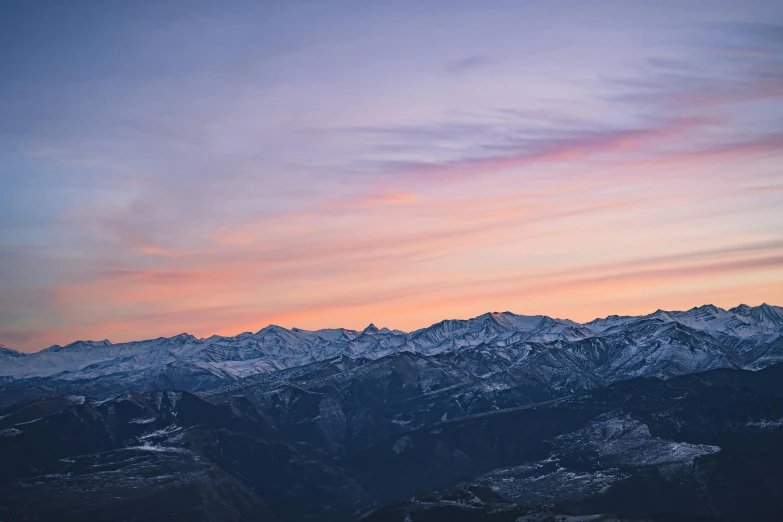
[1,4,782,351]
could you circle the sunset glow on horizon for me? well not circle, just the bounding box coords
[1,1,782,351]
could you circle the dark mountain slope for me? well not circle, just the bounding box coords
[2,363,783,520]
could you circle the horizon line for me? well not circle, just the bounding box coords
[5,301,779,354]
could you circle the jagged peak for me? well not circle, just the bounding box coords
[489,311,511,317]
[690,304,722,313]
[254,324,289,335]
[729,303,783,320]
[754,303,783,319]
[479,311,520,320]
[166,333,198,344]
[647,309,674,321]
[363,323,381,334]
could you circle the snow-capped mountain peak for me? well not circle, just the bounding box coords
[362,323,381,335]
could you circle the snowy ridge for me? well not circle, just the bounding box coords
[0,343,25,358]
[587,303,783,337]
[1,304,781,396]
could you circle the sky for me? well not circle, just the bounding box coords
[1,1,782,352]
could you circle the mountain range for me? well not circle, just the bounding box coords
[1,303,783,521]
[1,304,782,410]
